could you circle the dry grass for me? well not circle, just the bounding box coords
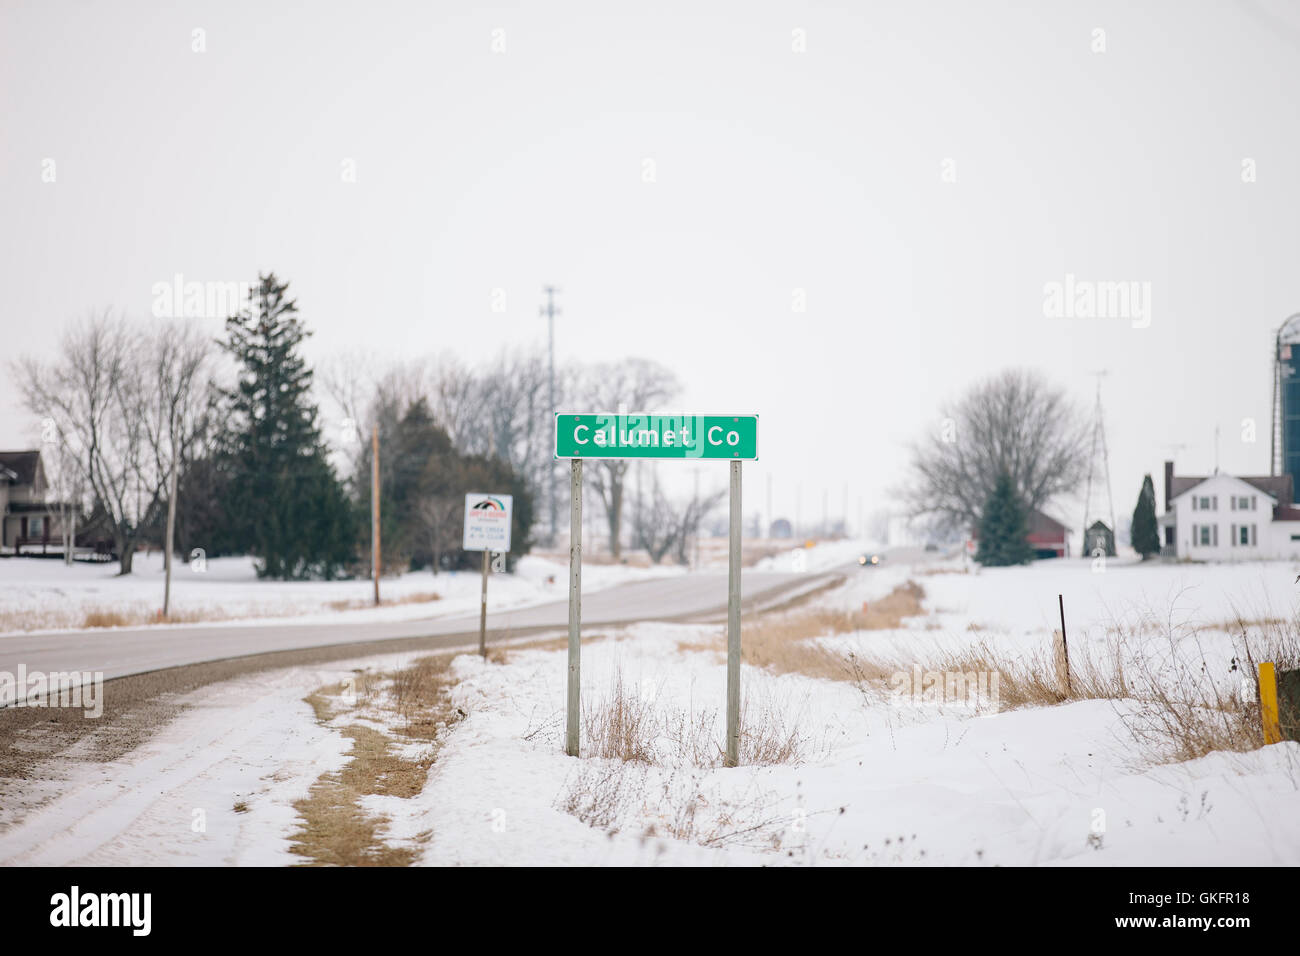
[583,671,658,763]
[676,574,1297,766]
[80,609,134,629]
[557,762,792,849]
[0,589,442,634]
[581,667,809,768]
[1118,612,1300,764]
[290,653,464,866]
[680,581,928,683]
[326,591,440,612]
[81,606,211,628]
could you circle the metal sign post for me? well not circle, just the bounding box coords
[726,459,742,766]
[555,412,757,763]
[462,493,514,661]
[567,459,582,756]
[479,550,490,659]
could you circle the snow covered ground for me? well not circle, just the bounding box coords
[0,552,685,635]
[6,556,1298,866]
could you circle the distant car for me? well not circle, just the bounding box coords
[924,542,939,552]
[857,553,883,567]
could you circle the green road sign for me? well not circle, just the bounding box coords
[554,413,758,460]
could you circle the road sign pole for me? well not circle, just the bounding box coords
[479,549,489,659]
[372,424,381,606]
[566,458,583,757]
[726,459,742,767]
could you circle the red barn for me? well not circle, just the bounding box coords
[970,508,1070,559]
[1026,509,1069,558]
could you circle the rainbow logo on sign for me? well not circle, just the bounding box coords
[463,492,514,552]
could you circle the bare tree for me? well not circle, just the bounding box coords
[317,350,376,443]
[13,312,158,574]
[577,358,680,559]
[899,368,1089,531]
[426,353,488,452]
[630,467,725,565]
[44,437,86,565]
[143,321,214,614]
[415,493,461,575]
[630,468,682,564]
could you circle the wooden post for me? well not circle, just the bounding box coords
[479,549,490,659]
[725,459,742,767]
[566,459,583,756]
[1058,593,1072,697]
[371,424,380,606]
[1260,662,1281,745]
[163,465,177,617]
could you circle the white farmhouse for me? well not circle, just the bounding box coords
[1159,461,1300,560]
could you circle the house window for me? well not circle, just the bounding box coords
[29,516,43,537]
[1199,525,1212,546]
[1239,525,1250,546]
[1197,496,1214,511]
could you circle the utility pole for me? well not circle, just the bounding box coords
[372,424,381,606]
[163,465,177,617]
[540,286,561,548]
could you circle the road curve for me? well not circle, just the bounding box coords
[0,566,847,694]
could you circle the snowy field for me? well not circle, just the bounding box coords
[5,556,1298,866]
[0,552,685,635]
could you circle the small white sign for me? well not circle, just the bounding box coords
[463,492,513,552]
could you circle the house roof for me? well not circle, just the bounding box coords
[0,451,41,486]
[6,501,60,514]
[1170,472,1290,504]
[1027,509,1068,538]
[969,508,1068,542]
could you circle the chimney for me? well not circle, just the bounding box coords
[1164,460,1174,513]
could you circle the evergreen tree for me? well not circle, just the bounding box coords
[1131,473,1161,559]
[356,397,455,571]
[220,274,356,579]
[356,397,535,574]
[976,472,1035,566]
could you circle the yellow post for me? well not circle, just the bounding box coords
[1259,662,1281,745]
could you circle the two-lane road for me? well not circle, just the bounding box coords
[1,564,850,695]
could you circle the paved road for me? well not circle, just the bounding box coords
[0,565,849,696]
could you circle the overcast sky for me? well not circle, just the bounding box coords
[3,0,1298,537]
